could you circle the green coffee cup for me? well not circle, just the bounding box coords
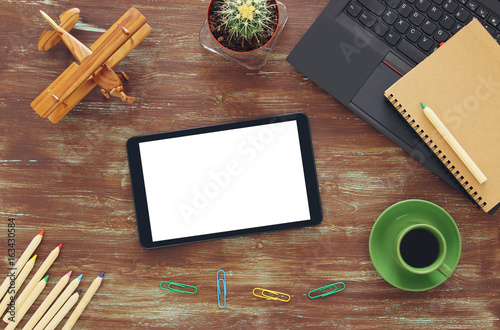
[369,200,461,291]
[395,224,453,278]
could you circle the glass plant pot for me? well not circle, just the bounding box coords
[200,0,288,70]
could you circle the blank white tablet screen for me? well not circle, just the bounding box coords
[138,120,311,242]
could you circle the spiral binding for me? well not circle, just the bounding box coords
[387,94,486,209]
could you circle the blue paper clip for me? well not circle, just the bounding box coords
[308,282,345,299]
[160,281,197,294]
[217,270,227,308]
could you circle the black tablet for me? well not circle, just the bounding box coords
[127,113,322,249]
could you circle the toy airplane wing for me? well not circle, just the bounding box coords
[31,8,152,123]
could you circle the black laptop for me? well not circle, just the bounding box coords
[287,0,500,204]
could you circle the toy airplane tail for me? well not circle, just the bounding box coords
[38,8,80,51]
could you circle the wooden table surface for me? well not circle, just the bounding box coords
[1,0,499,328]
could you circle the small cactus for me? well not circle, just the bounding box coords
[218,0,278,45]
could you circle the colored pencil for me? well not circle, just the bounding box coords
[62,272,104,330]
[22,271,72,330]
[420,102,487,184]
[4,275,48,329]
[3,244,62,323]
[0,231,44,301]
[33,274,82,330]
[44,290,81,330]
[0,255,37,317]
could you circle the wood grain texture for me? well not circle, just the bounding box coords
[1,0,499,328]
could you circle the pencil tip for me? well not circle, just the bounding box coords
[57,243,63,250]
[77,274,83,280]
[420,102,426,109]
[39,230,45,236]
[44,275,49,282]
[77,289,82,294]
[67,270,73,277]
[99,272,105,278]
[31,254,37,261]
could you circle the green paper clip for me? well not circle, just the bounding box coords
[160,281,198,294]
[308,282,345,299]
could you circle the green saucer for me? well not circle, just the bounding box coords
[369,199,461,291]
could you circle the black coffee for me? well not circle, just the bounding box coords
[400,228,440,268]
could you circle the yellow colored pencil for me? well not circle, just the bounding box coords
[44,289,81,330]
[22,271,72,330]
[4,275,48,329]
[0,255,37,317]
[62,272,104,330]
[0,231,44,301]
[421,102,487,184]
[33,273,82,330]
[3,244,62,323]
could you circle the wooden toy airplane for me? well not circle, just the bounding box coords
[31,8,152,123]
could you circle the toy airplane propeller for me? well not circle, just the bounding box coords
[31,8,152,123]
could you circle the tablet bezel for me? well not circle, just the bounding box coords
[126,113,322,249]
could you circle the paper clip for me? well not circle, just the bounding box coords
[217,270,227,308]
[160,281,198,294]
[252,288,291,302]
[308,282,346,299]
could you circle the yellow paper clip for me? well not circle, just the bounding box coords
[308,282,345,299]
[252,288,291,302]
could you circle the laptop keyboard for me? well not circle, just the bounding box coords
[345,0,500,63]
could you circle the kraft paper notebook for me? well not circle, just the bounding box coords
[385,19,500,214]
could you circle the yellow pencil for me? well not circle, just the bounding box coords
[4,275,48,329]
[0,231,44,301]
[421,102,487,184]
[22,271,72,330]
[3,244,62,323]
[62,272,104,330]
[33,274,82,330]
[0,255,37,317]
[44,289,81,330]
